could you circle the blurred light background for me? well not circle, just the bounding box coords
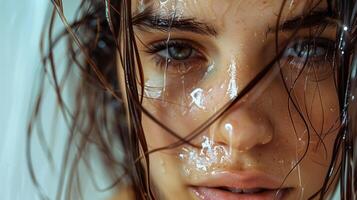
[0,0,49,199]
[0,1,113,199]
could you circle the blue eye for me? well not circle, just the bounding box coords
[165,45,193,60]
[155,41,198,61]
[146,40,208,74]
[284,38,335,61]
[283,37,336,81]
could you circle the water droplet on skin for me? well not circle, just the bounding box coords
[224,123,233,132]
[137,0,145,12]
[178,63,192,74]
[179,136,232,177]
[208,63,215,72]
[288,0,296,11]
[224,123,234,155]
[160,159,167,174]
[203,62,215,78]
[144,78,164,99]
[180,76,189,113]
[190,88,206,109]
[227,57,239,99]
[242,97,248,103]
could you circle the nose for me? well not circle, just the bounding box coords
[213,105,274,152]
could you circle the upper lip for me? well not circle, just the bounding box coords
[189,170,288,190]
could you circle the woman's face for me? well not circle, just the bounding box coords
[121,0,339,199]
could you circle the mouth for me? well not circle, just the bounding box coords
[188,170,293,200]
[190,186,291,200]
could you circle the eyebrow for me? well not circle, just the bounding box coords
[132,8,334,37]
[268,10,335,33]
[132,8,218,36]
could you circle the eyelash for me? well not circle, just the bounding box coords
[145,37,335,75]
[284,37,335,63]
[145,40,207,73]
[283,37,336,80]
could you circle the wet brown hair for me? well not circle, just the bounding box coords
[28,0,357,199]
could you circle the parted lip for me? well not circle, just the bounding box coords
[189,170,290,190]
[188,170,292,200]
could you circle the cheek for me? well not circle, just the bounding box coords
[141,66,236,146]
[289,76,339,150]
[141,83,226,148]
[148,152,195,199]
[270,75,339,196]
[299,82,339,188]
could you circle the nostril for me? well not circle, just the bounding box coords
[214,107,274,152]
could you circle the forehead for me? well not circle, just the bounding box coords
[132,0,323,22]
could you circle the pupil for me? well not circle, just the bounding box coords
[295,41,326,58]
[168,46,192,60]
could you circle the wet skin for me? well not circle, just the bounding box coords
[118,0,340,199]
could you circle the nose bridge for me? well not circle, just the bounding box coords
[210,27,274,152]
[213,104,274,152]
[222,34,267,98]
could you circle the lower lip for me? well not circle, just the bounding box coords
[190,187,289,200]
